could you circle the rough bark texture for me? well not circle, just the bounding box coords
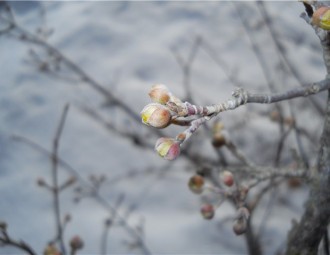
[285,26,330,255]
[285,92,330,255]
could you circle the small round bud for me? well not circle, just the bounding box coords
[105,218,112,227]
[188,175,204,194]
[37,177,46,187]
[175,132,186,143]
[233,207,249,235]
[0,221,7,231]
[43,244,61,255]
[270,110,280,122]
[233,218,247,235]
[64,213,71,223]
[287,177,302,189]
[200,204,215,220]
[155,137,180,160]
[148,84,171,105]
[284,117,295,127]
[141,103,171,129]
[66,176,76,186]
[312,6,330,30]
[222,171,234,187]
[70,235,84,251]
[212,133,226,148]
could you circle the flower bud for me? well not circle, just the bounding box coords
[141,103,171,128]
[0,221,7,231]
[148,84,171,105]
[155,137,180,160]
[188,175,204,194]
[37,177,46,187]
[222,171,234,187]
[233,207,249,235]
[312,6,330,30]
[200,204,215,220]
[212,133,226,148]
[70,235,84,251]
[43,244,61,255]
[233,218,247,235]
[64,213,71,223]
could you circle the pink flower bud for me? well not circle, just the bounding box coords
[222,171,234,187]
[188,175,204,194]
[141,103,171,129]
[155,137,180,160]
[148,84,171,105]
[200,204,215,220]
[70,235,84,251]
[312,6,330,30]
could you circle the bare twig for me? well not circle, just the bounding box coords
[51,104,69,255]
[11,135,152,255]
[0,226,37,255]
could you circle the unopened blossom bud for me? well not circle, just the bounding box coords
[0,221,7,231]
[222,171,234,187]
[233,207,249,235]
[43,244,61,255]
[70,235,84,251]
[148,84,171,105]
[37,177,47,187]
[155,137,180,160]
[212,133,226,148]
[233,217,247,235]
[64,213,71,223]
[188,175,204,194]
[312,6,330,30]
[200,204,215,220]
[141,103,171,128]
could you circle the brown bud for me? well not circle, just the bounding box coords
[37,177,46,187]
[188,175,204,194]
[212,133,226,148]
[43,244,61,255]
[70,235,84,251]
[64,214,71,223]
[200,204,215,220]
[233,218,247,235]
[176,132,186,143]
[287,177,302,189]
[270,110,280,122]
[233,207,249,235]
[284,117,295,127]
[0,221,7,231]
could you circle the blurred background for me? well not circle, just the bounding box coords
[0,1,326,254]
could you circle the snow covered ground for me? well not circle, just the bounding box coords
[0,1,326,254]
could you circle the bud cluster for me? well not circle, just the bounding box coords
[141,84,219,161]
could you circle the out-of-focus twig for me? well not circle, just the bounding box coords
[11,135,152,255]
[0,223,37,255]
[51,104,69,255]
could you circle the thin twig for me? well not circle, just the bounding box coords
[11,135,152,255]
[51,104,69,255]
